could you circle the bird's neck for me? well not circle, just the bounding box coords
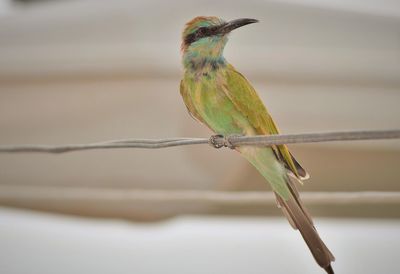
[182,39,227,74]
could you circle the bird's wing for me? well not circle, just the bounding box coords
[180,80,207,125]
[222,64,308,179]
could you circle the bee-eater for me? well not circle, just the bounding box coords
[180,16,335,273]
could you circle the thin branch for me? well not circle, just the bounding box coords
[0,186,399,205]
[0,129,399,154]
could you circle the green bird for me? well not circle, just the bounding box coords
[180,16,335,273]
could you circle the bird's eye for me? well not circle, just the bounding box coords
[196,27,207,36]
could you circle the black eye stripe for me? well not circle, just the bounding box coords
[184,26,220,46]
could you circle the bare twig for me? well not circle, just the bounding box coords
[0,129,399,154]
[0,186,399,205]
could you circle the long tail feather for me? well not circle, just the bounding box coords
[237,146,334,272]
[275,176,335,273]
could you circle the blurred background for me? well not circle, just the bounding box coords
[0,0,399,273]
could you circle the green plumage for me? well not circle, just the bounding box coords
[181,63,291,198]
[180,16,334,273]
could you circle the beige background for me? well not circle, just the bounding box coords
[1,1,400,274]
[0,0,400,219]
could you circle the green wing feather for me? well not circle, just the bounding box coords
[180,80,207,124]
[222,64,307,179]
[180,64,307,198]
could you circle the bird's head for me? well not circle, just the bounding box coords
[181,16,258,70]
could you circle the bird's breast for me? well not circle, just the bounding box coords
[183,70,254,136]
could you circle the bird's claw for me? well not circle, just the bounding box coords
[209,134,225,149]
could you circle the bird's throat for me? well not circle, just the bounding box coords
[182,36,227,74]
[183,55,226,73]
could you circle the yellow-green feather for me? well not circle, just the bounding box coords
[181,63,295,199]
[180,16,301,199]
[223,64,301,178]
[180,18,334,273]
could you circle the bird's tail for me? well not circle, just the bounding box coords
[237,145,334,273]
[275,175,335,274]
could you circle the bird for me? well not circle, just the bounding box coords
[179,16,335,273]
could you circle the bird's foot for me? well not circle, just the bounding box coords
[209,134,225,149]
[208,134,242,149]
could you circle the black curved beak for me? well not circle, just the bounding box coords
[217,18,258,34]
